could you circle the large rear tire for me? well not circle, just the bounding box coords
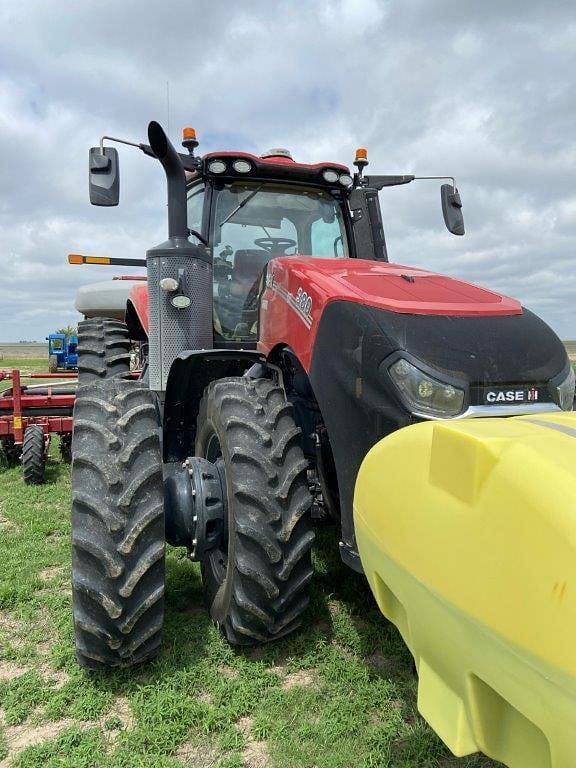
[22,425,45,485]
[48,355,58,373]
[77,318,131,385]
[195,377,314,645]
[71,378,165,669]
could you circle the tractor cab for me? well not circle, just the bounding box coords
[188,161,351,341]
[47,332,78,372]
[48,333,65,355]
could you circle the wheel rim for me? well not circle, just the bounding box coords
[204,432,229,586]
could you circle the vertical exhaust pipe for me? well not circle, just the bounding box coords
[147,121,188,240]
[146,121,213,393]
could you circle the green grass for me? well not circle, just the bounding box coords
[0,445,499,768]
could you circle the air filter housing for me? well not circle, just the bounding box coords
[147,238,213,392]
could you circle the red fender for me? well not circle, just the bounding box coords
[127,283,149,337]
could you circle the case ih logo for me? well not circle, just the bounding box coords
[485,387,540,403]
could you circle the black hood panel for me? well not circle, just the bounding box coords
[365,305,567,384]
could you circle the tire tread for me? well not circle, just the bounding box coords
[71,378,164,669]
[77,318,131,384]
[197,377,314,645]
[22,425,45,485]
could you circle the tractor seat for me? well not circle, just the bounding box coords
[232,249,272,283]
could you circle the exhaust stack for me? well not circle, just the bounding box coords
[148,121,188,239]
[146,121,212,392]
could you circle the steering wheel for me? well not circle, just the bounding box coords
[254,237,297,254]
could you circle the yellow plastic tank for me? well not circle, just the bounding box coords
[354,412,576,768]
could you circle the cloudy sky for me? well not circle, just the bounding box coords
[1,0,575,341]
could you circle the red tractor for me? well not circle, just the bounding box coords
[70,122,573,669]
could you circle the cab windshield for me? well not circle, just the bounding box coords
[210,182,349,340]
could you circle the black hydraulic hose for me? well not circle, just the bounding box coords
[19,408,74,417]
[147,121,189,240]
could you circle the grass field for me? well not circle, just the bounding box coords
[0,444,499,768]
[0,346,45,362]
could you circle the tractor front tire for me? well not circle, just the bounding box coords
[49,355,58,373]
[71,378,165,669]
[196,377,314,645]
[77,318,131,385]
[22,425,45,485]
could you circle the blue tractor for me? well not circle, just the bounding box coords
[47,333,78,372]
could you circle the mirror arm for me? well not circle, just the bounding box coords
[414,175,456,190]
[362,175,415,189]
[362,174,457,191]
[99,136,201,172]
[99,135,142,153]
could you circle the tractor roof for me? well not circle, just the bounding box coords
[194,150,351,188]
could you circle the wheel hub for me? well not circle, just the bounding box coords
[164,456,227,559]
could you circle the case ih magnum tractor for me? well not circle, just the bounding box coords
[70,121,573,671]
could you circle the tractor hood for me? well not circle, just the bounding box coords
[285,258,568,385]
[283,258,522,317]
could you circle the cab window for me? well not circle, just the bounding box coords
[311,216,346,257]
[186,184,205,243]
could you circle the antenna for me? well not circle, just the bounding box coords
[166,81,171,138]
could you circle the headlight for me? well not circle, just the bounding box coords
[323,169,339,183]
[233,159,252,173]
[555,366,575,411]
[388,358,465,418]
[208,159,227,174]
[339,173,353,187]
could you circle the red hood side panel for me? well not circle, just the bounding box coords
[258,257,522,371]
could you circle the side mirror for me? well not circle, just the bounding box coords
[89,147,119,206]
[441,184,465,235]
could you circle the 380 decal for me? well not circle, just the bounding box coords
[295,287,313,318]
